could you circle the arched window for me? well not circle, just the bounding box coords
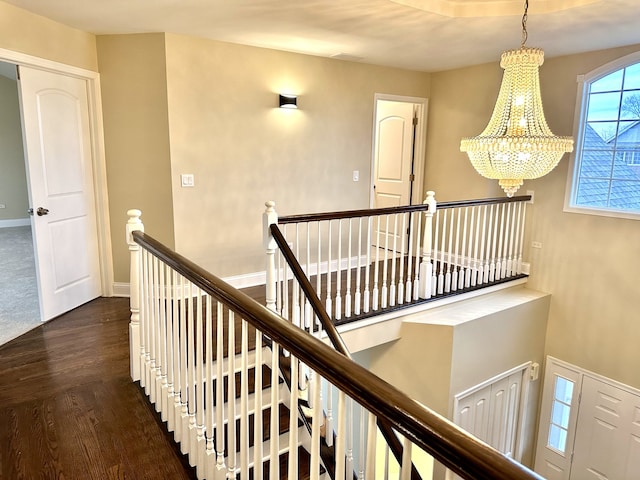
[565,52,640,219]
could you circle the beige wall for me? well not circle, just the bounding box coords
[0,1,97,71]
[164,33,431,277]
[97,34,175,283]
[356,287,550,470]
[427,44,640,390]
[0,74,28,221]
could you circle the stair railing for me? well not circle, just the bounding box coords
[265,191,530,324]
[128,209,545,480]
[269,221,421,480]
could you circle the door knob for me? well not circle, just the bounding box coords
[36,207,49,216]
[27,208,34,216]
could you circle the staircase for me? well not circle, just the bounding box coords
[126,208,547,480]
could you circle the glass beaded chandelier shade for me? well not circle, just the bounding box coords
[460,1,573,197]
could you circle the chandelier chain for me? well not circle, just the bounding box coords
[521,0,529,47]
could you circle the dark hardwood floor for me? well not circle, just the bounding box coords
[0,297,196,480]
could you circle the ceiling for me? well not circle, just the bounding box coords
[4,0,640,72]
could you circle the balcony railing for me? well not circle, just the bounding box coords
[264,191,530,326]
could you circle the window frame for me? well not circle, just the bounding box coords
[564,50,640,221]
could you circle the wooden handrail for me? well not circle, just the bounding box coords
[133,230,545,480]
[277,195,531,224]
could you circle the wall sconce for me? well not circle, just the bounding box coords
[279,94,297,109]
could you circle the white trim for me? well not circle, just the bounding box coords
[370,93,428,206]
[0,48,114,297]
[0,218,30,228]
[453,361,532,401]
[112,282,130,297]
[563,49,640,222]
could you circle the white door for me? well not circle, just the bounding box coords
[372,100,416,209]
[18,66,101,320]
[570,376,640,480]
[534,362,582,480]
[372,100,416,250]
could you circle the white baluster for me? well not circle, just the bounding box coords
[195,289,206,474]
[355,218,362,315]
[358,405,366,480]
[459,207,468,290]
[398,213,406,304]
[305,223,312,330]
[478,205,488,285]
[400,436,413,480]
[406,212,415,302]
[465,207,475,288]
[472,205,481,287]
[502,203,511,279]
[496,203,506,280]
[240,318,249,479]
[389,214,398,307]
[490,203,499,282]
[413,210,422,300]
[316,222,322,324]
[373,216,381,310]
[159,262,169,420]
[205,296,215,477]
[382,215,390,308]
[364,217,372,313]
[335,219,343,320]
[484,205,494,284]
[335,391,346,480]
[288,353,299,479]
[215,302,226,474]
[438,209,446,294]
[517,201,527,274]
[345,219,353,317]
[253,329,264,480]
[179,275,189,450]
[310,372,322,480]
[187,282,197,466]
[269,343,280,480]
[452,208,460,292]
[445,208,454,293]
[346,398,354,479]
[326,221,333,319]
[507,202,517,276]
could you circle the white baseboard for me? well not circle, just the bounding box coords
[112,282,130,297]
[0,218,30,228]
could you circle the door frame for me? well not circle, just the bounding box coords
[0,47,113,298]
[370,93,428,208]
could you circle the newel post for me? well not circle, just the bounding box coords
[419,191,436,299]
[263,201,278,312]
[127,209,144,381]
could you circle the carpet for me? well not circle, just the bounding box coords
[0,226,41,346]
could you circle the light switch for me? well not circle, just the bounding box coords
[353,170,359,182]
[181,174,195,187]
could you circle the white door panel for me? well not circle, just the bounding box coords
[18,66,101,320]
[572,375,640,480]
[372,100,416,250]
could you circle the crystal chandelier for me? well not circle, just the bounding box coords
[460,0,573,197]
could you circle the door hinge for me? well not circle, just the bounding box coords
[16,65,20,81]
[413,116,418,126]
[409,174,415,182]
